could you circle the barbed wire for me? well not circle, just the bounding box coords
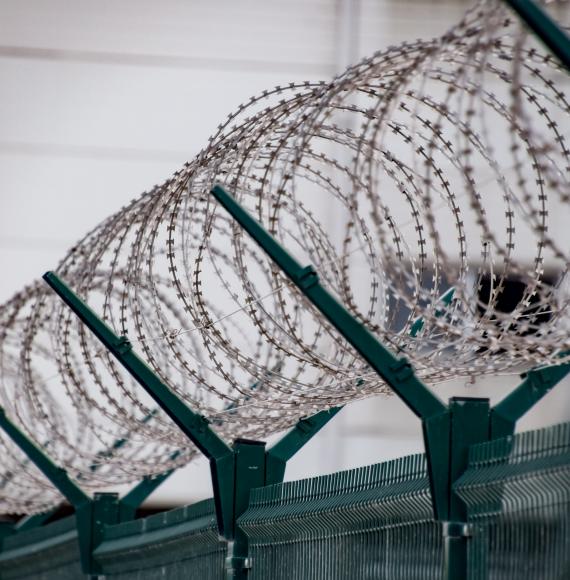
[1,0,570,513]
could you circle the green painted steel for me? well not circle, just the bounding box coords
[490,362,570,438]
[118,462,179,521]
[14,511,55,533]
[209,183,570,580]
[240,453,442,579]
[0,421,568,578]
[11,408,173,532]
[0,522,14,554]
[94,499,225,579]
[43,272,334,560]
[209,184,454,523]
[0,403,124,575]
[43,270,236,538]
[0,516,82,580]
[444,398,491,579]
[209,184,570,579]
[42,272,231,461]
[209,186,447,421]
[504,0,570,71]
[29,192,570,578]
[265,407,342,484]
[455,421,570,579]
[0,407,90,509]
[43,270,345,578]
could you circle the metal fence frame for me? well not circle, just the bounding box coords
[0,1,569,578]
[1,421,569,578]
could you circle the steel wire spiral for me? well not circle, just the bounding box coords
[1,0,570,513]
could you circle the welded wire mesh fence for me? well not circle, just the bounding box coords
[0,421,568,579]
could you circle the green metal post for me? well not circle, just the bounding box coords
[226,440,266,579]
[210,185,570,580]
[0,407,90,508]
[210,184,452,519]
[0,405,122,575]
[503,0,570,71]
[14,511,55,532]
[74,495,121,578]
[43,272,346,579]
[0,522,14,552]
[444,398,491,580]
[43,270,236,537]
[12,409,168,532]
[209,188,445,418]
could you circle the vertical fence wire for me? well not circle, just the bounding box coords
[0,422,569,578]
[239,453,442,580]
[456,421,570,580]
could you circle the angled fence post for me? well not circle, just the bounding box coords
[0,521,14,553]
[0,406,119,576]
[43,271,346,579]
[210,184,453,518]
[14,510,55,532]
[44,270,236,538]
[265,407,342,484]
[210,184,570,580]
[503,0,570,70]
[118,450,181,520]
[11,408,177,531]
[491,362,570,438]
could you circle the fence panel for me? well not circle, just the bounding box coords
[95,498,226,580]
[456,422,570,580]
[1,422,569,578]
[239,453,442,580]
[0,515,81,580]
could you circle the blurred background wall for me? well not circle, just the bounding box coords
[0,0,569,507]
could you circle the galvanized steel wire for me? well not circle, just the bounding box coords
[1,0,570,513]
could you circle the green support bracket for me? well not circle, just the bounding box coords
[443,398,491,579]
[0,521,14,552]
[491,362,570,438]
[43,270,236,538]
[0,407,90,508]
[14,510,55,532]
[225,439,266,579]
[10,408,171,533]
[73,492,120,577]
[0,405,121,576]
[41,187,569,579]
[226,411,342,579]
[503,0,570,71]
[210,185,570,580]
[265,407,342,484]
[118,451,181,520]
[209,186,448,423]
[43,271,344,579]
[210,184,452,520]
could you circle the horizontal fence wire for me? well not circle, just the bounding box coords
[239,453,442,580]
[455,421,570,580]
[94,498,226,579]
[0,515,81,580]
